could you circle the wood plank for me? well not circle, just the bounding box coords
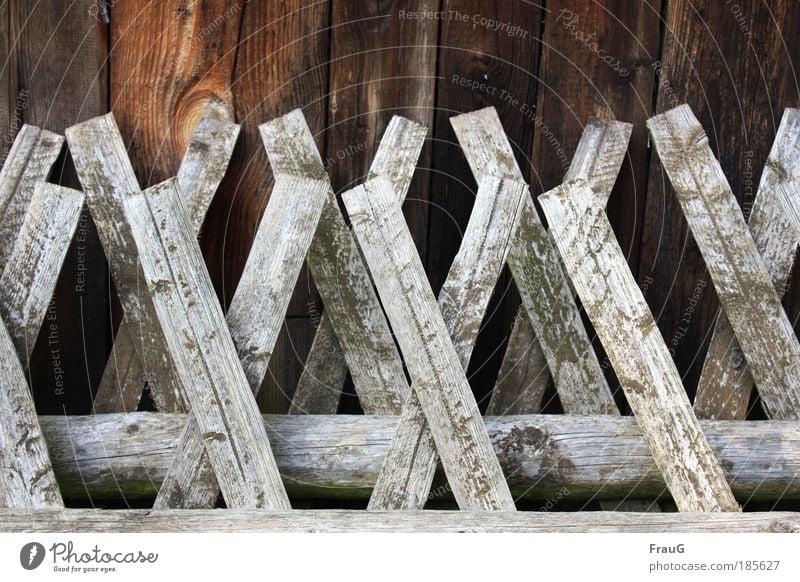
[3,510,797,534]
[648,104,800,421]
[369,175,526,509]
[0,183,84,368]
[695,109,800,419]
[451,107,618,416]
[539,180,740,512]
[779,181,800,237]
[290,114,427,414]
[260,110,411,415]
[93,118,240,413]
[154,173,328,509]
[0,316,63,508]
[123,178,290,510]
[343,176,515,511]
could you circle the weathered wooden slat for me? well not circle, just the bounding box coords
[343,176,515,510]
[695,108,800,419]
[539,180,740,512]
[260,110,413,415]
[123,179,290,510]
[648,104,800,421]
[154,173,328,509]
[65,113,184,412]
[3,510,797,534]
[369,176,526,509]
[0,183,84,368]
[0,124,64,270]
[0,316,63,509]
[451,107,621,416]
[778,181,800,237]
[93,118,241,413]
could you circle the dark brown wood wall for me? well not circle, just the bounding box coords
[2,0,799,420]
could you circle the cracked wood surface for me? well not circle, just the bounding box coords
[648,104,800,421]
[343,176,515,510]
[539,180,740,512]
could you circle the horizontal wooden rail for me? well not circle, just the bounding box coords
[39,413,799,502]
[1,510,797,533]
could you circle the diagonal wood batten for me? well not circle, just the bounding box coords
[539,180,739,512]
[694,108,800,420]
[260,110,413,415]
[154,173,329,509]
[92,118,241,413]
[648,104,800,421]
[343,176,515,511]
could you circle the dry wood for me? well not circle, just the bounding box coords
[0,124,64,270]
[779,181,800,236]
[539,180,740,512]
[123,179,290,509]
[154,173,328,509]
[451,107,623,416]
[695,108,800,419]
[93,118,240,413]
[2,509,797,533]
[648,104,800,421]
[261,110,414,415]
[0,183,84,367]
[369,176,526,509]
[343,176,515,510]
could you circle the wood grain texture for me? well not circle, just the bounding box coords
[779,181,800,237]
[261,110,410,415]
[93,117,240,413]
[0,182,84,368]
[369,175,526,509]
[695,109,800,420]
[451,107,617,416]
[3,510,797,534]
[343,176,515,511]
[155,173,328,509]
[648,105,800,421]
[539,180,739,512]
[124,179,289,510]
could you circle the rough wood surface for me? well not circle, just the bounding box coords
[0,316,63,509]
[65,113,183,412]
[261,110,410,415]
[539,180,740,512]
[343,176,515,510]
[0,182,84,368]
[779,181,800,236]
[123,179,289,510]
[0,124,64,270]
[451,107,618,416]
[155,173,328,509]
[369,175,526,509]
[648,104,800,421]
[2,510,797,533]
[695,108,800,420]
[93,118,240,413]
[290,115,427,414]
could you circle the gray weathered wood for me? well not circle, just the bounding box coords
[779,181,800,236]
[123,179,290,509]
[695,108,800,420]
[0,183,84,368]
[649,104,800,421]
[154,173,328,509]
[0,316,63,509]
[2,510,797,533]
[36,412,800,502]
[261,110,413,415]
[369,176,527,509]
[93,117,240,413]
[451,107,620,417]
[343,176,515,510]
[0,124,64,271]
[539,180,740,512]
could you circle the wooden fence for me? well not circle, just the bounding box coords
[1,102,799,532]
